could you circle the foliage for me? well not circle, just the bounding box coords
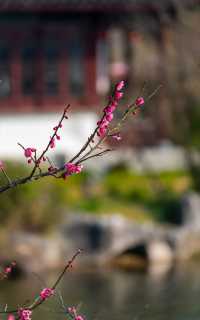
[0,161,192,231]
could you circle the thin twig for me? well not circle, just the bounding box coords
[0,168,12,185]
[77,149,112,164]
[0,249,82,315]
[29,104,70,179]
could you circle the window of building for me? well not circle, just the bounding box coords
[0,43,11,98]
[96,33,110,95]
[68,32,85,97]
[108,28,128,79]
[44,41,59,95]
[22,44,36,95]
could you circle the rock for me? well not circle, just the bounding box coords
[8,232,65,273]
[174,228,200,260]
[61,213,114,254]
[147,240,174,264]
[61,214,176,268]
[181,192,200,230]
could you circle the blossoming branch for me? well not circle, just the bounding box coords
[0,81,147,194]
[0,249,83,320]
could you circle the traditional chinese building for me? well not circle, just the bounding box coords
[0,0,197,112]
[0,0,199,157]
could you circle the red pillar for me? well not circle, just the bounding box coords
[59,48,69,109]
[10,47,22,110]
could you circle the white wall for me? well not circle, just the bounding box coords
[0,112,98,161]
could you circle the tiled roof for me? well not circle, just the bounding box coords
[0,0,198,12]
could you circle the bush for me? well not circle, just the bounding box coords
[0,162,191,231]
[0,162,89,231]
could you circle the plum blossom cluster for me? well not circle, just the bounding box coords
[18,309,32,320]
[135,97,145,106]
[49,124,62,149]
[97,80,125,137]
[0,261,16,280]
[132,96,145,116]
[63,162,83,179]
[0,250,83,320]
[111,132,122,141]
[24,147,36,164]
[17,105,69,175]
[23,124,61,165]
[68,306,84,320]
[39,287,54,300]
[4,261,16,276]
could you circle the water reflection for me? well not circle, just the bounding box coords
[1,263,200,320]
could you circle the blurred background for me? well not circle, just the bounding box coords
[0,1,200,319]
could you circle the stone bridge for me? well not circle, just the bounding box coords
[7,194,200,272]
[61,214,194,266]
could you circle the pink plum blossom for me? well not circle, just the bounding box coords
[135,97,144,106]
[40,287,54,300]
[68,307,76,315]
[97,80,125,137]
[18,309,32,320]
[106,113,114,122]
[115,91,123,100]
[104,105,116,114]
[112,133,122,141]
[115,80,125,91]
[50,137,56,148]
[63,163,83,179]
[4,266,12,274]
[24,148,36,158]
[67,306,84,320]
[75,316,84,320]
[97,126,107,137]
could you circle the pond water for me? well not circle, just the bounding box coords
[1,263,200,320]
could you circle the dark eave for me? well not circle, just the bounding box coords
[0,0,199,13]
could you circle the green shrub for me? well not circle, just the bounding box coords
[0,161,191,231]
[0,162,89,231]
[104,168,155,203]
